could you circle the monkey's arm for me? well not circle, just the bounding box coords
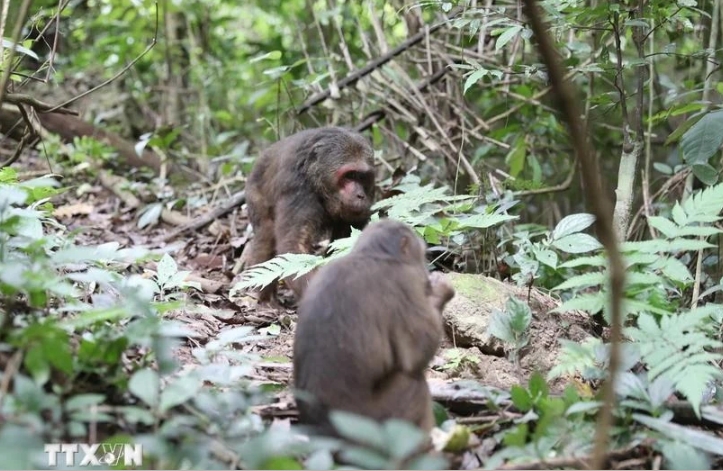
[427,271,455,313]
[274,200,327,299]
[390,276,445,375]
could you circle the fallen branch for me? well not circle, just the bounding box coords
[6,93,78,115]
[157,191,246,243]
[98,170,141,209]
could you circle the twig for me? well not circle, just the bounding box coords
[512,163,575,197]
[158,191,246,243]
[5,93,79,115]
[354,67,449,132]
[520,1,626,470]
[296,6,463,114]
[0,350,23,410]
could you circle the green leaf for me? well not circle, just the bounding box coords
[382,420,426,459]
[2,38,40,60]
[249,50,283,63]
[658,257,693,283]
[552,213,596,240]
[463,68,489,94]
[654,162,673,175]
[262,456,303,469]
[691,163,719,185]
[43,336,74,375]
[533,247,557,268]
[495,24,523,51]
[647,216,679,238]
[671,202,687,226]
[159,374,202,413]
[329,411,386,450]
[528,372,548,399]
[458,213,518,229]
[510,385,532,411]
[156,253,178,287]
[66,394,107,411]
[634,413,723,456]
[553,271,605,291]
[681,109,723,165]
[137,202,163,229]
[659,440,712,470]
[551,292,605,314]
[487,310,515,343]
[558,254,607,268]
[550,233,603,254]
[128,368,160,408]
[231,253,324,292]
[502,423,528,447]
[507,297,532,333]
[24,345,50,385]
[505,138,526,177]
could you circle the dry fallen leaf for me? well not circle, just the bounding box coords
[53,202,95,218]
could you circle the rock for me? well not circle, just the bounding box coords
[440,273,592,391]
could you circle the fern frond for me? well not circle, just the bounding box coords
[230,253,324,293]
[680,182,723,225]
[626,311,723,414]
[372,184,473,218]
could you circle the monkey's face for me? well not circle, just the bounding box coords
[330,163,375,223]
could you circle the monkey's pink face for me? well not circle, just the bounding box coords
[334,163,375,222]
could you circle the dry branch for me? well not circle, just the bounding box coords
[5,94,78,115]
[98,171,141,209]
[520,1,626,468]
[296,7,463,115]
[157,191,246,243]
[353,66,449,132]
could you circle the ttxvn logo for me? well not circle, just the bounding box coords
[44,443,143,467]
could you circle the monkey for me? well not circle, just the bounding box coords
[243,126,376,304]
[292,219,456,437]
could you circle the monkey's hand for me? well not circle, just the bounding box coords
[428,271,455,313]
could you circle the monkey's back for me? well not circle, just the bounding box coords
[293,253,433,426]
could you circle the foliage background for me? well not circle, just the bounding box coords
[3,0,723,469]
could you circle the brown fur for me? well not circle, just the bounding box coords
[244,127,375,303]
[292,219,455,435]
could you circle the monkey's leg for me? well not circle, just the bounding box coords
[274,205,323,300]
[372,373,436,432]
[245,214,278,303]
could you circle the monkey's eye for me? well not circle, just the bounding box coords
[343,170,373,186]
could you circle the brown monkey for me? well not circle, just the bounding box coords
[292,219,455,436]
[243,127,375,303]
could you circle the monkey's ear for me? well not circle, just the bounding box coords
[309,139,327,163]
[399,235,411,257]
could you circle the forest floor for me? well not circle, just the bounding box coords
[15,141,597,410]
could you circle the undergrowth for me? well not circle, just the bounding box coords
[3,167,723,469]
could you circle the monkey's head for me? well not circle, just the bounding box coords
[308,130,375,225]
[353,219,427,264]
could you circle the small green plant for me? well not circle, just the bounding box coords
[487,296,533,365]
[503,212,602,290]
[439,348,482,372]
